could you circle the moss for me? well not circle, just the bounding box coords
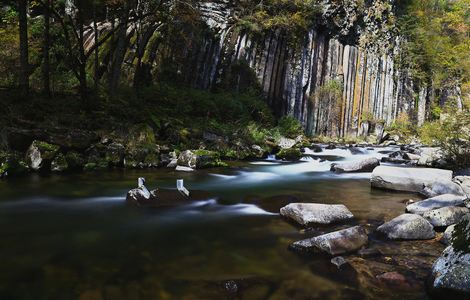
[65,151,86,170]
[83,160,108,171]
[35,141,60,159]
[276,148,302,161]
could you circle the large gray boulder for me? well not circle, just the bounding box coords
[177,150,197,168]
[417,147,444,166]
[280,203,354,226]
[330,157,379,173]
[421,180,465,198]
[376,213,435,240]
[431,246,470,295]
[290,226,368,255]
[25,140,60,171]
[454,176,470,198]
[406,194,467,215]
[371,166,453,192]
[423,206,470,227]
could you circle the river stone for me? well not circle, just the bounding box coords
[370,166,453,192]
[421,180,465,198]
[278,137,296,149]
[417,147,444,166]
[175,165,194,172]
[280,203,354,226]
[25,140,60,171]
[441,224,456,245]
[454,176,470,198]
[290,226,368,255]
[423,207,470,227]
[376,213,435,240]
[330,157,379,173]
[177,150,197,168]
[431,246,470,295]
[406,194,467,215]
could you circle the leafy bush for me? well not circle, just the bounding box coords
[277,116,303,138]
[419,110,470,170]
[387,112,415,140]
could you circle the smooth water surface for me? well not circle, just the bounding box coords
[0,146,442,299]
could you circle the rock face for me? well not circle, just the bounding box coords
[371,166,453,192]
[290,226,368,255]
[406,194,467,215]
[330,157,379,173]
[280,203,354,226]
[376,214,435,240]
[423,207,470,227]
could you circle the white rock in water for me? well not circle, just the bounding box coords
[175,166,194,172]
[290,226,368,255]
[406,194,467,215]
[421,180,465,198]
[371,166,453,192]
[377,213,435,240]
[423,207,470,227]
[280,203,354,226]
[331,157,380,173]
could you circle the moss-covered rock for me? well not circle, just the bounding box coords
[51,153,68,172]
[0,151,28,178]
[276,148,302,161]
[451,213,470,253]
[124,124,159,168]
[25,140,60,171]
[65,151,86,170]
[105,142,125,167]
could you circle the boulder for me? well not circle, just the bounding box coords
[423,207,470,227]
[370,166,453,192]
[430,246,470,296]
[440,224,456,245]
[175,166,194,172]
[177,150,197,168]
[290,226,368,255]
[0,151,28,178]
[126,178,157,206]
[276,148,302,161]
[25,140,60,171]
[330,157,379,173]
[278,137,296,149]
[51,153,68,172]
[280,203,354,226]
[454,176,470,198]
[403,152,421,161]
[348,147,368,155]
[376,213,435,240]
[177,150,226,169]
[166,158,178,168]
[406,194,467,215]
[124,124,159,168]
[417,147,444,167]
[421,180,465,198]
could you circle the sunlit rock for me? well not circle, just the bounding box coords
[406,194,467,215]
[371,166,452,192]
[280,203,354,226]
[330,157,379,173]
[423,207,469,227]
[377,213,435,240]
[421,180,465,198]
[290,226,368,255]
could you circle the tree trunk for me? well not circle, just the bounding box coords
[18,0,29,96]
[77,1,88,103]
[42,0,51,96]
[93,3,99,91]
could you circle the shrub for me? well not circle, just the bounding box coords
[277,116,303,138]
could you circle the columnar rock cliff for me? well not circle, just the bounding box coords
[184,0,428,136]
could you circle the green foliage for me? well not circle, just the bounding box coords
[419,109,470,170]
[276,148,302,161]
[277,116,303,138]
[387,112,415,140]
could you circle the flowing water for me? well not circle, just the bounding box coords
[0,146,443,299]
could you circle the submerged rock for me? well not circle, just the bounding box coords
[423,207,470,227]
[376,213,435,240]
[370,166,453,192]
[290,226,368,255]
[330,157,379,173]
[280,203,354,226]
[406,194,467,215]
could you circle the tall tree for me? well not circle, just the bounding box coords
[18,0,29,96]
[42,0,51,96]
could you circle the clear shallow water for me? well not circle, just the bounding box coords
[0,146,442,299]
